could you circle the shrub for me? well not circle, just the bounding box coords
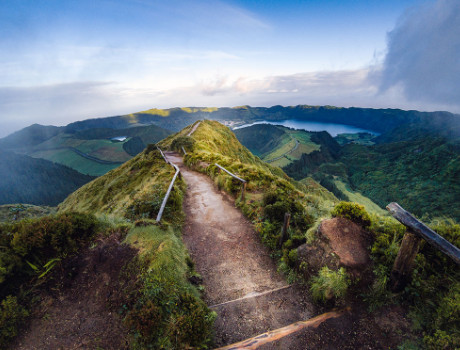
[331,201,371,228]
[0,295,29,347]
[0,213,100,299]
[171,136,195,153]
[310,266,350,302]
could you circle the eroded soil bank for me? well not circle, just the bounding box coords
[12,234,137,350]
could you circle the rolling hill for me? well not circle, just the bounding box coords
[0,150,95,206]
[0,123,172,177]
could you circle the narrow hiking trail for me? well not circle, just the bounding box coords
[165,152,317,348]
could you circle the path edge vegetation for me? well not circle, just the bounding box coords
[160,120,460,349]
[1,146,216,349]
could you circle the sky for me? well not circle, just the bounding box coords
[0,0,459,137]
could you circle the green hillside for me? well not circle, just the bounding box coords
[0,150,95,206]
[235,121,459,222]
[234,124,321,168]
[0,123,172,177]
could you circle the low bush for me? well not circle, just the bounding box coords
[0,295,29,347]
[331,201,371,228]
[171,136,196,153]
[310,266,350,302]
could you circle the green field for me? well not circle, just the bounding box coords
[262,128,320,167]
[334,179,388,216]
[30,149,120,176]
[27,134,132,176]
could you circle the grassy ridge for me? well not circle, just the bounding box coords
[159,120,337,284]
[58,145,215,348]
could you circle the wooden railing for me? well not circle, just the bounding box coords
[387,202,460,291]
[215,163,247,201]
[187,120,201,137]
[156,147,181,222]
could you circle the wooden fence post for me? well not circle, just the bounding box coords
[279,213,291,247]
[390,230,422,292]
[240,182,247,202]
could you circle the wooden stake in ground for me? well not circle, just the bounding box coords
[279,213,291,247]
[390,230,421,292]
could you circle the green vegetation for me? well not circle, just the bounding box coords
[0,204,56,223]
[234,124,289,157]
[159,120,337,275]
[0,150,95,206]
[123,225,215,349]
[334,132,376,146]
[0,212,100,348]
[0,123,171,180]
[58,148,177,216]
[366,215,460,349]
[338,138,460,221]
[310,267,350,302]
[234,124,320,168]
[30,148,121,176]
[333,180,388,216]
[58,145,215,348]
[331,201,371,228]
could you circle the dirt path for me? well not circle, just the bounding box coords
[165,152,316,347]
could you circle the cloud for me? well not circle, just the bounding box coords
[198,69,376,99]
[380,0,460,107]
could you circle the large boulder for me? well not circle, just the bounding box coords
[297,217,373,278]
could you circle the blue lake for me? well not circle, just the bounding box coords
[233,120,379,137]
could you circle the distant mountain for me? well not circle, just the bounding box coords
[0,150,95,206]
[0,124,62,150]
[63,105,459,136]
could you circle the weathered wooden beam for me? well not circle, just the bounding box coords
[215,307,350,350]
[390,230,422,292]
[387,202,460,265]
[215,163,246,183]
[279,213,291,247]
[156,163,180,222]
[240,181,247,202]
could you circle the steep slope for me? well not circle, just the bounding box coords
[0,150,94,206]
[233,123,288,157]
